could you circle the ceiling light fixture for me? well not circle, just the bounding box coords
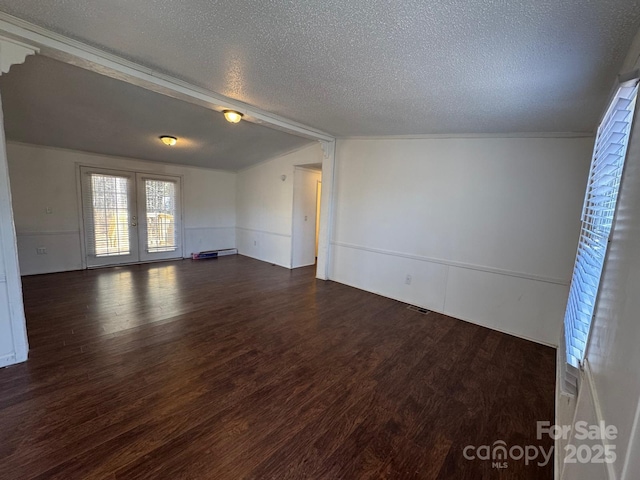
[223,110,243,123]
[160,136,177,146]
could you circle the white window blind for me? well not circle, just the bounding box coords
[564,83,638,372]
[144,179,178,253]
[83,173,132,257]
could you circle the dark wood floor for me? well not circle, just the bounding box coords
[0,255,555,479]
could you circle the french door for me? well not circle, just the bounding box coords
[80,167,182,268]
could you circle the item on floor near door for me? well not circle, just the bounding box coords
[407,304,431,315]
[191,248,238,260]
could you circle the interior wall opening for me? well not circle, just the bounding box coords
[291,164,322,269]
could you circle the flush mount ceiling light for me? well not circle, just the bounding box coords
[223,110,243,123]
[160,136,177,146]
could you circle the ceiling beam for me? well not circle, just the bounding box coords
[0,12,335,142]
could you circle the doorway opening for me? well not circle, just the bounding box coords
[291,165,322,269]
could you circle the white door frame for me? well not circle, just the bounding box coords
[78,165,184,268]
[291,166,321,269]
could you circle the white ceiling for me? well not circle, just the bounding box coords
[0,1,639,136]
[0,55,313,170]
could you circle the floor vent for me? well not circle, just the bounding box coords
[407,305,431,315]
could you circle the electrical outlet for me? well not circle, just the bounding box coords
[304,215,308,221]
[36,247,47,255]
[405,274,412,285]
[254,240,257,246]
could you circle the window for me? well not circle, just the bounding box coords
[563,83,638,380]
[144,179,178,253]
[88,173,132,257]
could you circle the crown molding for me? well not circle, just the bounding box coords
[0,34,38,75]
[0,12,334,143]
[338,132,595,140]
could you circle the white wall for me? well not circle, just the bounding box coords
[7,142,236,275]
[559,94,640,480]
[236,143,323,268]
[292,167,322,268]
[330,136,593,346]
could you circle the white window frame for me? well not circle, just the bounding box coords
[561,80,639,394]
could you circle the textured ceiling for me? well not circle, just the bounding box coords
[0,1,639,136]
[0,56,312,170]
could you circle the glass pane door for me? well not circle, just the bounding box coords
[137,174,182,262]
[81,168,139,267]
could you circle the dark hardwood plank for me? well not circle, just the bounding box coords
[0,255,555,479]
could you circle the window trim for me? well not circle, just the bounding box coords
[561,78,639,395]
